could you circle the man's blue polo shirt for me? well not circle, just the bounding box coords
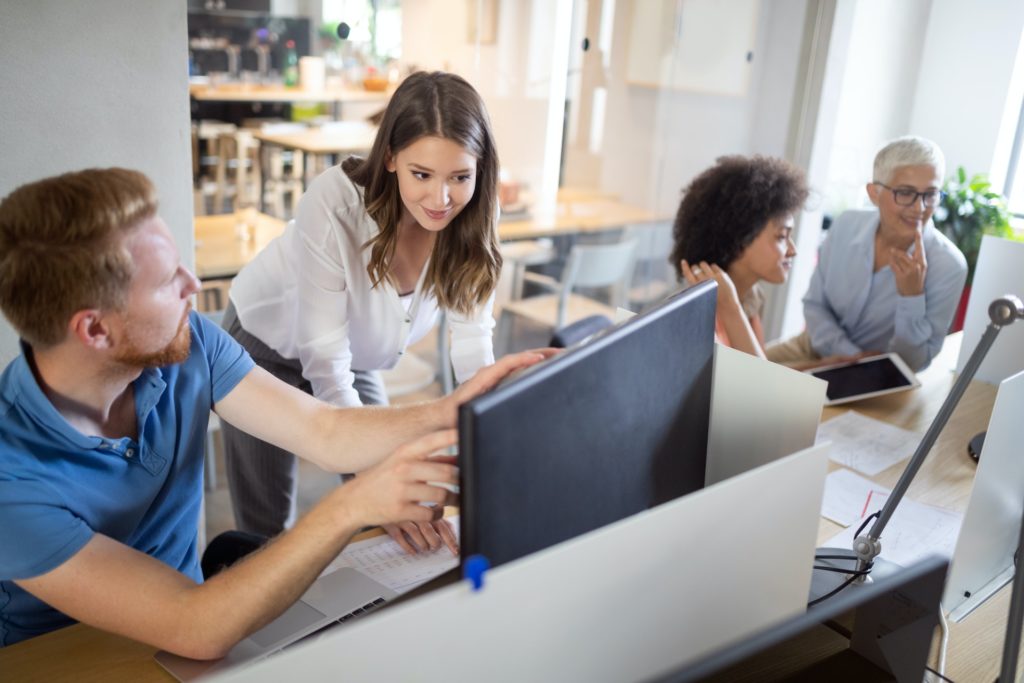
[0,312,254,646]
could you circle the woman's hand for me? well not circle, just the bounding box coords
[890,231,927,297]
[681,259,742,313]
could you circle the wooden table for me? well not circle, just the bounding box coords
[498,196,663,241]
[254,126,378,196]
[253,127,377,158]
[189,83,390,122]
[194,197,660,281]
[0,336,1016,681]
[193,209,286,281]
[813,334,1020,682]
[189,83,389,106]
[0,524,399,683]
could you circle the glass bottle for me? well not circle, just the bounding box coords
[283,40,299,87]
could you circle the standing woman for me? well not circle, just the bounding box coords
[221,72,501,554]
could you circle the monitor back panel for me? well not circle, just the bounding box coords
[663,555,948,682]
[460,284,716,567]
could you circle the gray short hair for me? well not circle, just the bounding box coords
[873,136,945,185]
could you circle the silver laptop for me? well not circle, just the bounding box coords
[154,567,398,680]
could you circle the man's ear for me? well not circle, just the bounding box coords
[68,309,115,350]
[866,182,881,207]
[384,147,396,173]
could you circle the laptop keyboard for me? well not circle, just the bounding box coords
[282,597,388,650]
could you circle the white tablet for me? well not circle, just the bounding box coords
[807,352,920,406]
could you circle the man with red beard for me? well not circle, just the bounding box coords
[0,168,546,658]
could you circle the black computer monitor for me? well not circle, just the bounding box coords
[658,555,948,683]
[459,282,717,568]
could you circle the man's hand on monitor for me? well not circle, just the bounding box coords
[444,349,559,421]
[382,518,459,556]
[339,429,458,528]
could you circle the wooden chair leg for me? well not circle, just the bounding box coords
[437,311,454,395]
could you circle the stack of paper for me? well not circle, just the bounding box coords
[320,517,460,593]
[815,410,920,475]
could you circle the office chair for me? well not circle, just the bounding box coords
[495,238,637,355]
[549,314,613,348]
[626,221,677,310]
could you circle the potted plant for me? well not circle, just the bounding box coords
[932,166,1018,331]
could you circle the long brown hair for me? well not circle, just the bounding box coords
[344,71,501,316]
[0,168,155,347]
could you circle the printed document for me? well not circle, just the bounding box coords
[320,516,460,593]
[821,468,891,527]
[815,410,920,475]
[825,493,962,567]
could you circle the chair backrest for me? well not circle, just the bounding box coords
[561,238,638,289]
[626,221,678,307]
[548,314,613,348]
[557,238,638,325]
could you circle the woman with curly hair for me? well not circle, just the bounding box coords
[669,155,807,358]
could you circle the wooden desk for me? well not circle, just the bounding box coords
[253,127,377,157]
[3,336,1013,682]
[0,524,403,682]
[498,196,664,241]
[189,83,389,106]
[193,209,286,281]
[254,126,378,193]
[189,84,389,122]
[814,334,1020,682]
[192,198,658,286]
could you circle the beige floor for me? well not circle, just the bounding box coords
[202,314,553,543]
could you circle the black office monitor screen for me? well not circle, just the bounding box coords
[459,283,717,568]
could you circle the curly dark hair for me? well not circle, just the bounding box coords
[669,155,809,277]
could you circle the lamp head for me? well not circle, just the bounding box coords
[988,296,1024,327]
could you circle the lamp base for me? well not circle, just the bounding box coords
[809,547,904,606]
[967,430,986,463]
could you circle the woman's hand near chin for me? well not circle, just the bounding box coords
[680,259,742,314]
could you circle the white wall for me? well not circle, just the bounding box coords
[400,0,573,207]
[0,1,193,368]
[823,0,931,214]
[910,0,1024,181]
[594,0,808,216]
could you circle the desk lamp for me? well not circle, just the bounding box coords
[811,295,1024,604]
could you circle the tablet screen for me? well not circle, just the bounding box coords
[811,356,913,402]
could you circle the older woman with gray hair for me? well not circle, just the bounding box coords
[766,135,967,371]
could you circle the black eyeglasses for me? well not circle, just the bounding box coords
[873,182,946,208]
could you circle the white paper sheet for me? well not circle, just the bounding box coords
[815,410,920,475]
[320,517,460,594]
[824,493,962,567]
[821,468,891,527]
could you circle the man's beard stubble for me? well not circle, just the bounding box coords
[113,306,193,369]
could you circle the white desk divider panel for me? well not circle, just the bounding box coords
[944,369,1024,621]
[211,443,830,683]
[957,235,1024,384]
[705,344,827,486]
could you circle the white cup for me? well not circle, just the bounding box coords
[299,56,326,91]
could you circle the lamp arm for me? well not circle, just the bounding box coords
[853,295,1024,569]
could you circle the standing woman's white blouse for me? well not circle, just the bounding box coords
[229,166,496,407]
